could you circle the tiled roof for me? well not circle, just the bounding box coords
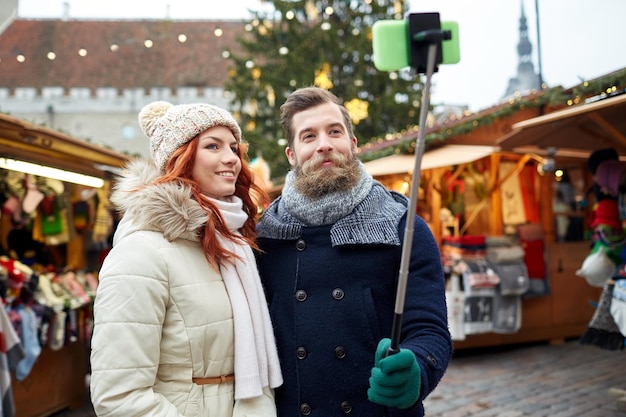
[0,18,246,91]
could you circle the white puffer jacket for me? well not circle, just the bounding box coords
[90,160,276,417]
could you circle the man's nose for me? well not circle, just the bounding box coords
[317,134,334,152]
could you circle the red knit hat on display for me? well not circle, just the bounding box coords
[591,198,622,230]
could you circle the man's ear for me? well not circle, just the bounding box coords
[285,147,296,167]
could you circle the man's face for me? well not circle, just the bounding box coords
[285,102,360,198]
[285,101,357,169]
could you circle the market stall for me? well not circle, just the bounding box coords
[361,87,626,350]
[366,147,604,348]
[0,112,130,416]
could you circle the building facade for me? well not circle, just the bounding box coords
[0,3,246,157]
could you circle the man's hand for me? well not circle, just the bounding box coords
[367,338,421,409]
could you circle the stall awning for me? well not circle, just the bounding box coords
[497,93,626,158]
[362,145,498,177]
[0,113,130,179]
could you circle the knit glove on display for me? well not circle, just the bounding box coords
[368,338,421,409]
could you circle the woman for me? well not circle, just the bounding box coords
[90,101,282,416]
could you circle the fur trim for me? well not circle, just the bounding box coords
[111,159,206,242]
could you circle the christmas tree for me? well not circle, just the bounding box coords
[225,0,425,180]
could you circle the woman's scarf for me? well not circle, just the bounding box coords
[210,196,283,399]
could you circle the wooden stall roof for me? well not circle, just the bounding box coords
[497,93,626,158]
[0,112,131,177]
[363,145,499,176]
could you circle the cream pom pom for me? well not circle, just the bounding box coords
[138,101,173,137]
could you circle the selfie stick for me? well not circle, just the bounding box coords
[387,40,438,355]
[372,18,454,355]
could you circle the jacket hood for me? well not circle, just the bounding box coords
[110,159,206,243]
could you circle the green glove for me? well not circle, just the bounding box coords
[367,338,421,409]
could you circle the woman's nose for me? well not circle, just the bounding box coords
[223,149,239,164]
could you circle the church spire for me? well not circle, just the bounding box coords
[502,1,541,100]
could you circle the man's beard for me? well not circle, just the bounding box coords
[293,152,361,199]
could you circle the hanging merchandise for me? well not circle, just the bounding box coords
[14,304,42,381]
[610,279,626,337]
[0,111,128,417]
[0,302,25,417]
[492,294,521,334]
[445,271,465,341]
[39,195,64,236]
[458,260,498,335]
[1,169,26,224]
[499,161,527,227]
[576,243,618,288]
[579,281,625,351]
[517,223,549,296]
[91,182,112,244]
[489,262,529,296]
[460,259,499,289]
[21,174,44,215]
[577,198,625,288]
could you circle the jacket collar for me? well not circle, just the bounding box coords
[110,159,206,243]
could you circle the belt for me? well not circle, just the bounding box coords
[192,374,235,385]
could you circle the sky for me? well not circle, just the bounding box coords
[16,0,626,111]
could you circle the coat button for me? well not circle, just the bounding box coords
[295,290,307,302]
[296,346,307,359]
[335,346,346,359]
[340,401,352,414]
[300,403,312,415]
[296,239,306,251]
[332,288,344,300]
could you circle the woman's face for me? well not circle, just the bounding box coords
[192,125,241,201]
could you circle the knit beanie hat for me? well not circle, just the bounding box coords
[596,160,626,195]
[588,148,618,175]
[591,198,623,230]
[138,101,242,172]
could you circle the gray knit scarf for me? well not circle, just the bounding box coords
[258,161,408,246]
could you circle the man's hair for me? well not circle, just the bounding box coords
[280,86,355,148]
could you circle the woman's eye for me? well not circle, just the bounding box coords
[231,146,239,154]
[206,143,218,150]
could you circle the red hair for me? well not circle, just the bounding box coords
[154,136,269,270]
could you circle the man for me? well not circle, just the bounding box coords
[256,86,452,417]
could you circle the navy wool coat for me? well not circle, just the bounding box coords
[256,212,452,417]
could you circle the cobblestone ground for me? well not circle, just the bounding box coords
[54,339,626,417]
[423,339,626,417]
